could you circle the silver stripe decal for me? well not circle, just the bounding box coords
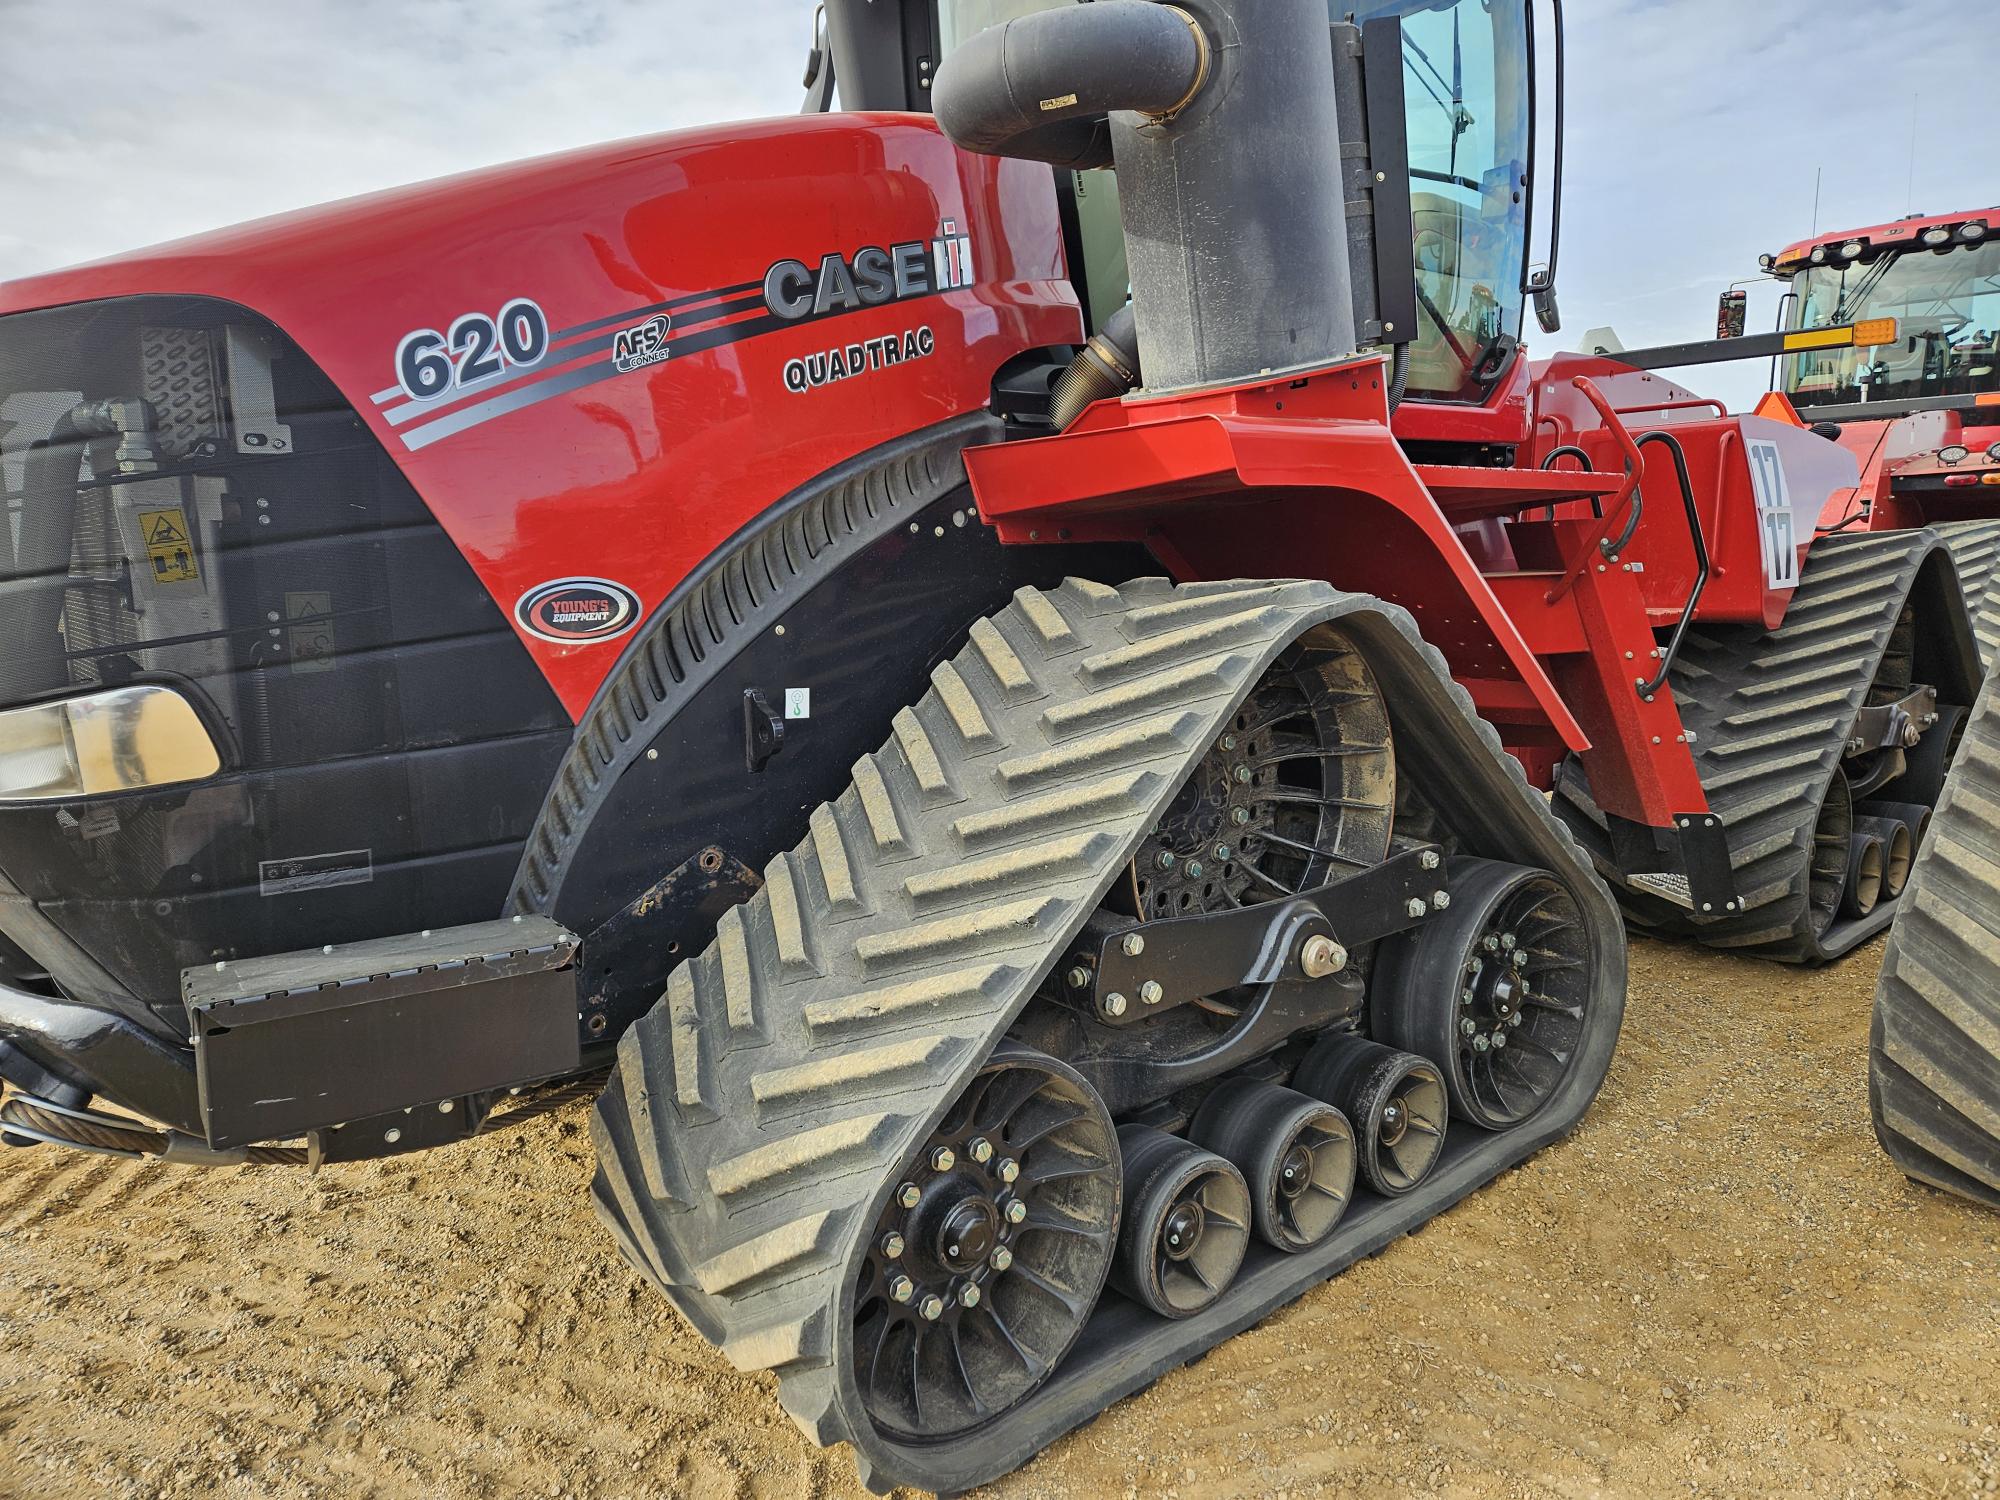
[401,357,625,452]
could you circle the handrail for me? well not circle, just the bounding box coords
[1538,444,1602,519]
[1545,376,1645,603]
[1612,396,1730,421]
[1633,428,1709,698]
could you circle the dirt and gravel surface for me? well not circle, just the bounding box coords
[2,935,1996,1500]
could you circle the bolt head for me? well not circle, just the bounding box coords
[1066,966,1092,990]
[1461,988,1475,1005]
[1232,807,1252,825]
[881,1232,906,1259]
[959,1283,981,1309]
[1472,1034,1491,1053]
[1432,890,1450,910]
[919,1294,945,1321]
[930,1146,957,1172]
[1220,734,1238,750]
[1234,765,1253,784]
[1405,897,1428,919]
[1509,1011,1524,1028]
[889,1275,915,1303]
[383,1127,403,1144]
[1491,1031,1509,1049]
[1121,932,1146,957]
[1155,851,1176,871]
[1185,861,1204,879]
[1512,949,1527,968]
[1102,991,1128,1018]
[1139,980,1164,1005]
[1420,849,1441,870]
[968,1136,994,1164]
[1004,1198,1029,1224]
[898,1182,922,1210]
[1484,935,1501,951]
[1460,1016,1478,1036]
[990,1246,1014,1272]
[1300,934,1347,979]
[1500,932,1517,950]
[997,1157,1020,1184]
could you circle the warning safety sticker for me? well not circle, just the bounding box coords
[139,507,200,584]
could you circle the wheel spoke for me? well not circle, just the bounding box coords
[1006,1259,1090,1318]
[979,1300,1047,1378]
[1007,1106,1093,1155]
[948,1320,991,1418]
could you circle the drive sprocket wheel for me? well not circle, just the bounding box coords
[852,1042,1119,1443]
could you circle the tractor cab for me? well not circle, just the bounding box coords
[826,0,1556,414]
[1763,211,2000,427]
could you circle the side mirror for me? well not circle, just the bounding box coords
[1716,288,1747,339]
[1528,269,1560,334]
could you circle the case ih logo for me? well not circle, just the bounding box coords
[761,220,976,322]
[515,578,643,645]
[611,312,673,373]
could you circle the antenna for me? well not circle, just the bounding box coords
[1905,95,1917,213]
[1811,166,1821,234]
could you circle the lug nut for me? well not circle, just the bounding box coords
[930,1146,956,1172]
[1461,988,1475,1005]
[1139,980,1164,1005]
[968,1136,994,1164]
[1509,1011,1523,1028]
[919,1294,945,1321]
[889,1274,915,1303]
[990,1246,1014,1272]
[997,1157,1020,1184]
[1220,734,1238,750]
[1472,1034,1491,1053]
[959,1283,982,1309]
[1155,851,1176,871]
[1501,932,1517,950]
[1484,935,1501,952]
[1004,1198,1029,1224]
[1121,932,1145,957]
[1492,1032,1509,1049]
[1460,1016,1478,1036]
[1066,965,1092,990]
[1300,934,1348,978]
[1405,897,1428,919]
[1420,849,1441,870]
[1512,949,1527,968]
[881,1231,906,1259]
[1101,991,1128,1018]
[1232,807,1252,825]
[1432,890,1450,910]
[1234,765,1253,784]
[897,1181,921,1210]
[1186,861,1204,879]
[1215,843,1232,861]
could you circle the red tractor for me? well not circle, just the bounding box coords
[0,0,1986,1490]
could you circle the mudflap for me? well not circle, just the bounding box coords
[1557,528,1983,964]
[1870,661,2000,1207]
[588,577,1625,1494]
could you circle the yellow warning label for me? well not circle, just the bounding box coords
[139,508,199,584]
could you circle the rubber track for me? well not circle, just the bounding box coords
[1870,662,2000,1207]
[591,576,1623,1493]
[1557,529,1948,963]
[1934,519,2000,667]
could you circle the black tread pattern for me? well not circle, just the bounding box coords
[1935,519,2000,667]
[589,576,1626,1494]
[1870,663,2000,1207]
[1557,530,1943,962]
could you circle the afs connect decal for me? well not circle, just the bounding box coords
[376,221,977,449]
[515,578,643,646]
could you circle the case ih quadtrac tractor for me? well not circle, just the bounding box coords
[0,0,1993,1489]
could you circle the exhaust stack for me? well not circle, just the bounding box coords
[933,0,1357,393]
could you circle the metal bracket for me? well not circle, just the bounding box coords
[1075,844,1448,1024]
[744,687,785,773]
[1848,684,1937,756]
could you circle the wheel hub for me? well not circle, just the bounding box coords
[935,1196,998,1273]
[1161,1199,1206,1260]
[1277,1141,1315,1199]
[1378,1095,1408,1146]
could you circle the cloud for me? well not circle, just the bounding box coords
[2,0,1994,416]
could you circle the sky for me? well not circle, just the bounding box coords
[2,0,1994,414]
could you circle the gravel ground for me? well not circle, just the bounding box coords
[1,935,1995,1499]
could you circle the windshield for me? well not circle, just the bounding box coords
[932,0,1532,399]
[1783,240,2000,410]
[1354,0,1531,401]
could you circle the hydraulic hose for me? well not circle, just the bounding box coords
[931,2,1211,171]
[1049,303,1142,427]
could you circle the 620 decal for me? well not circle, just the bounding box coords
[395,298,549,402]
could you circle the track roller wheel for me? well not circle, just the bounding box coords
[1189,1077,1356,1252]
[1842,831,1885,919]
[1876,703,1969,807]
[853,1042,1119,1442]
[1374,858,1591,1130]
[1858,798,1932,855]
[1856,816,1914,901]
[1293,1035,1446,1195]
[1111,1126,1250,1318]
[1805,772,1855,941]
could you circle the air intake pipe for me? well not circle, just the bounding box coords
[1049,303,1141,428]
[934,0,1357,394]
